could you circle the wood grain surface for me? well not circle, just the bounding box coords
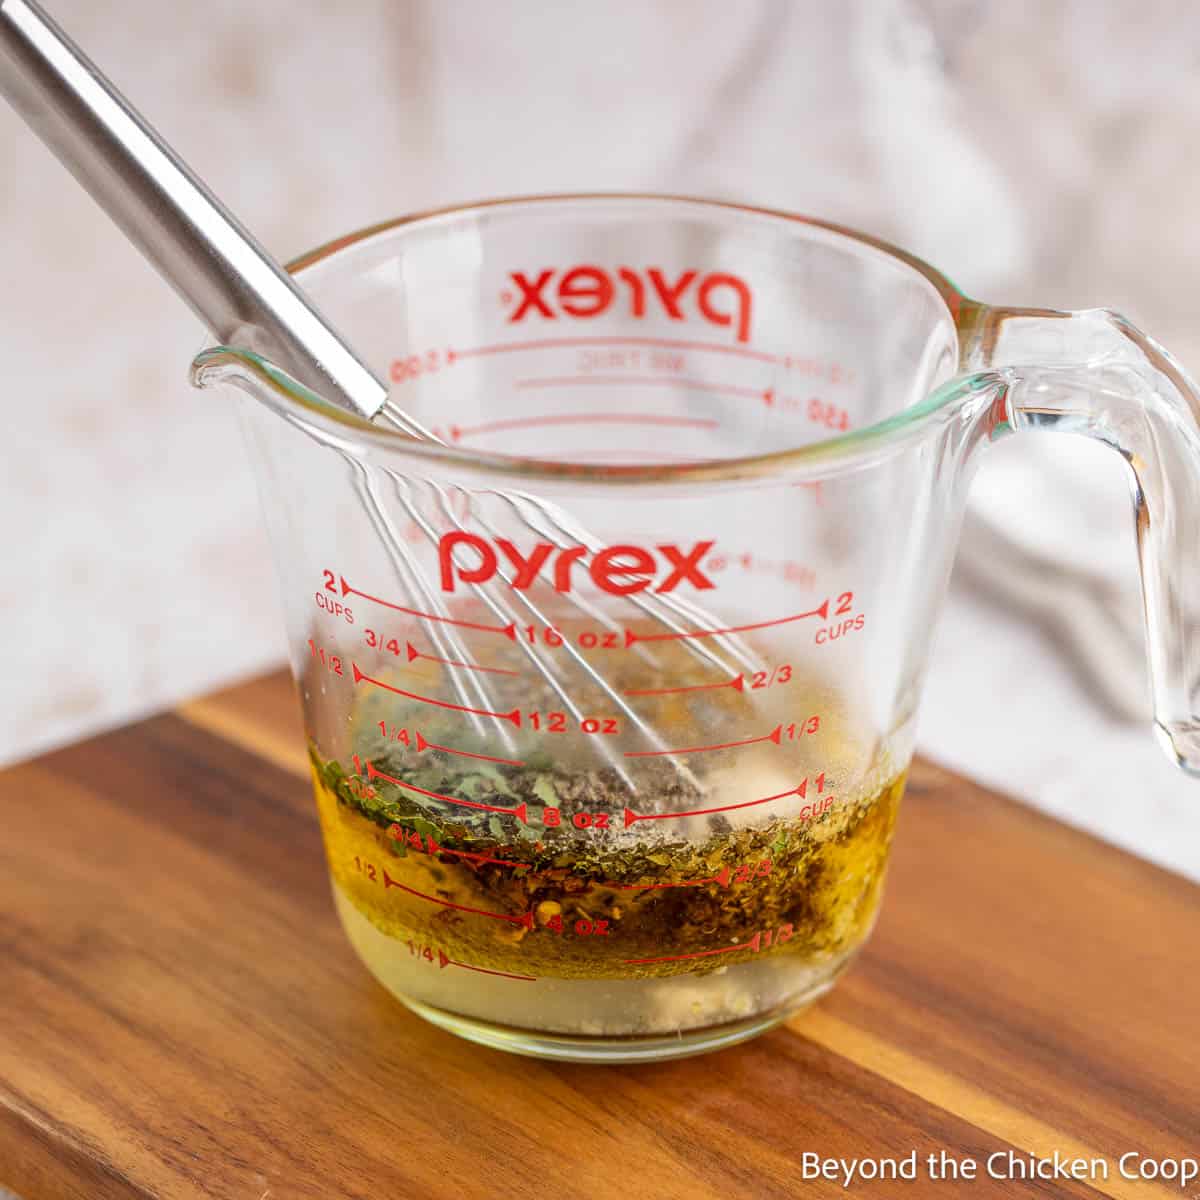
[1,669,1197,1200]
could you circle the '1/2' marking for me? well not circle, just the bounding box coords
[383,868,534,928]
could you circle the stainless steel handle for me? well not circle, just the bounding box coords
[0,0,388,419]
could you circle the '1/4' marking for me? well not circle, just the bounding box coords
[406,942,536,982]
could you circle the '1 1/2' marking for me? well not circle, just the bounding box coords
[308,640,344,676]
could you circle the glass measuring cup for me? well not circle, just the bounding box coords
[192,196,1200,1063]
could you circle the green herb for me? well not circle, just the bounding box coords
[308,629,904,980]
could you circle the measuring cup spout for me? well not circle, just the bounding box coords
[187,343,379,441]
[959,302,1200,776]
[190,344,342,425]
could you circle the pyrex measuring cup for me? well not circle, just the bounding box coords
[192,196,1200,1063]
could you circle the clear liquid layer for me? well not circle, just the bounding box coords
[305,618,907,1039]
[311,753,903,1034]
[332,879,854,1037]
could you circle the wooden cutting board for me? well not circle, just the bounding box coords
[1,670,1197,1200]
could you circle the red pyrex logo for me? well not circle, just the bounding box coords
[505,265,753,343]
[439,533,717,595]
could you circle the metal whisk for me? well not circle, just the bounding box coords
[0,0,758,787]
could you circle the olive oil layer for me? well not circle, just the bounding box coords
[312,753,901,981]
[309,627,903,982]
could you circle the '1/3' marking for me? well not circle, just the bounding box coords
[624,723,783,759]
[624,923,795,965]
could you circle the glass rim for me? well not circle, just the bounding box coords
[191,192,983,486]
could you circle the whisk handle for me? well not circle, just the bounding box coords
[0,0,388,418]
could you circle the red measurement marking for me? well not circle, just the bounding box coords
[449,413,720,441]
[623,930,762,966]
[424,834,540,871]
[437,948,535,981]
[395,829,748,894]
[367,761,528,823]
[406,640,520,677]
[516,375,767,401]
[623,784,803,827]
[623,723,781,758]
[549,449,721,462]
[623,673,745,698]
[625,599,829,645]
[603,866,733,892]
[414,730,525,767]
[353,663,522,726]
[382,868,533,927]
[391,826,544,871]
[448,336,778,365]
[340,576,516,639]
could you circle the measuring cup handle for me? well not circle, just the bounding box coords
[961,302,1200,775]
